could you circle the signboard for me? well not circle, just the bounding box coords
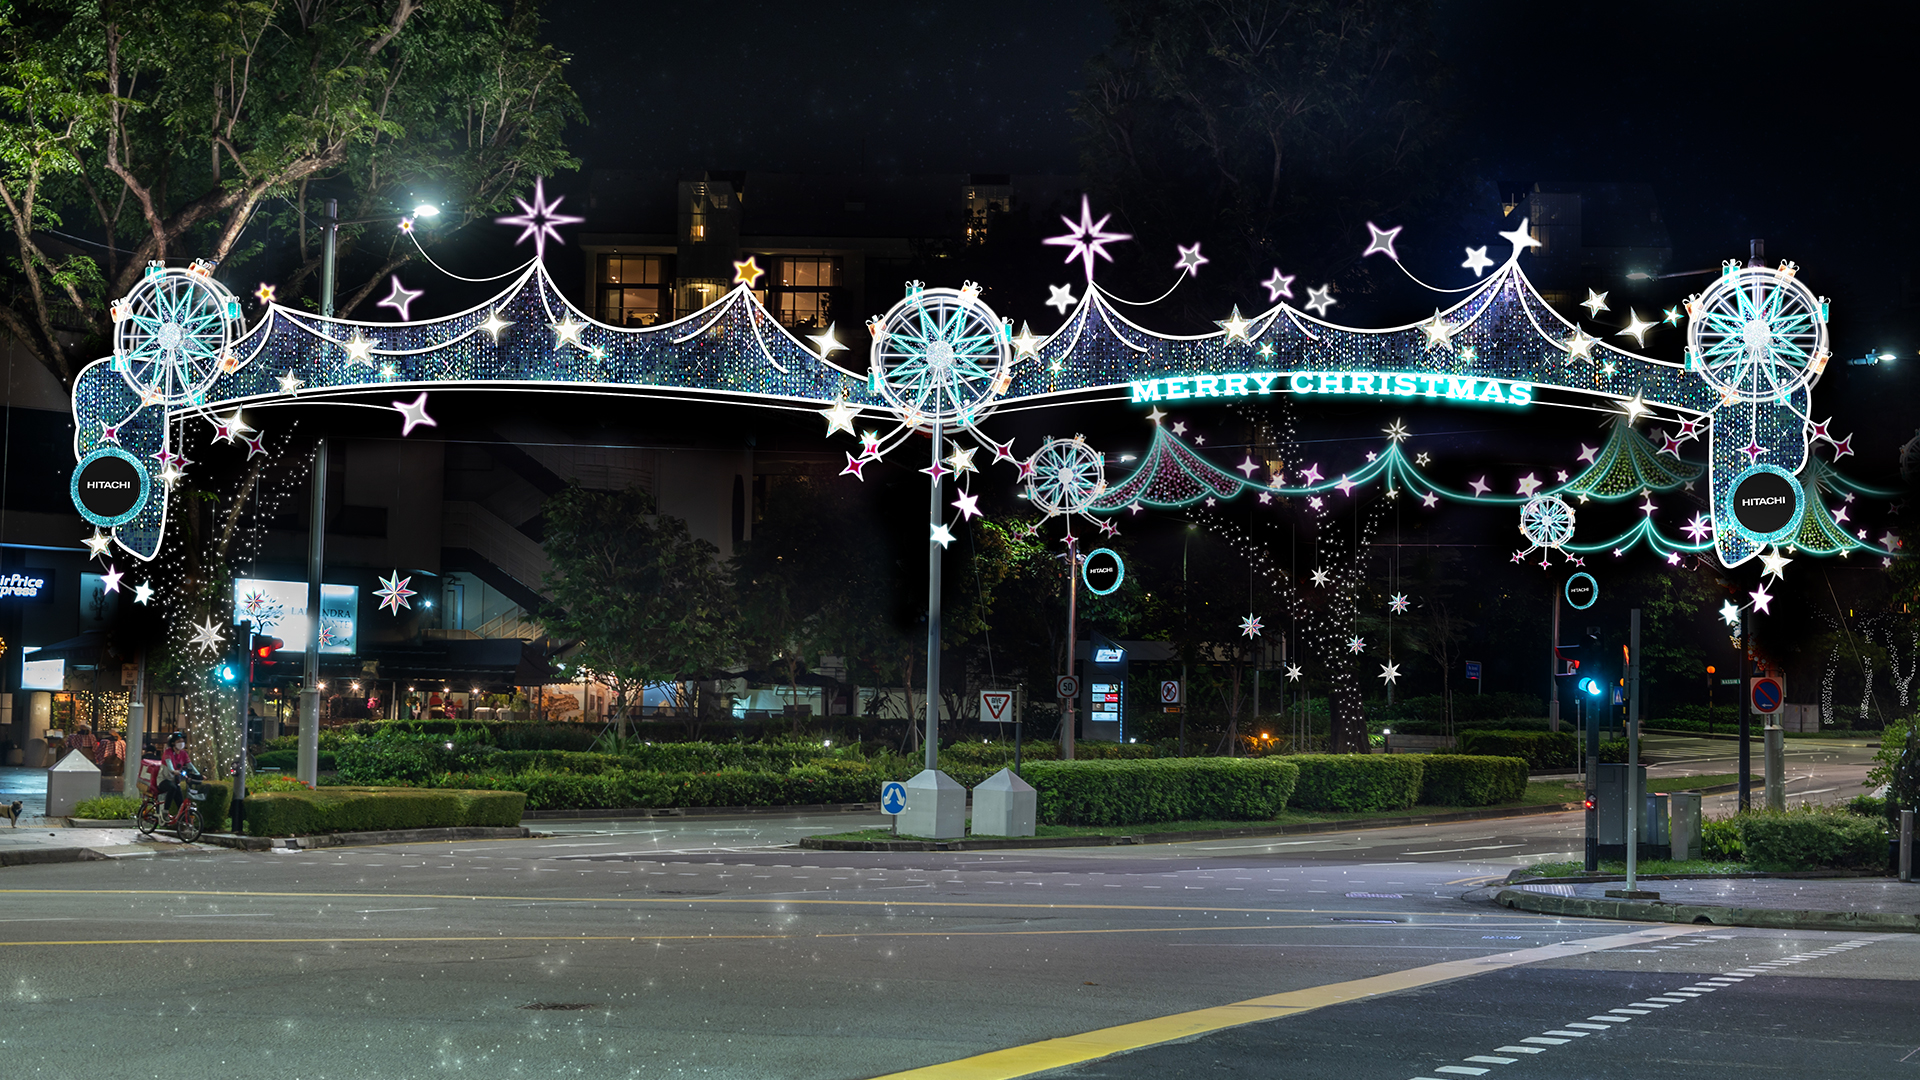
[879,781,908,816]
[1160,680,1182,704]
[0,570,51,603]
[1129,371,1534,408]
[1564,572,1598,610]
[1087,681,1124,727]
[1464,661,1482,681]
[1081,547,1125,596]
[1092,647,1125,663]
[1055,675,1079,700]
[20,655,64,691]
[979,690,1015,724]
[1729,466,1805,544]
[1750,676,1784,715]
[70,447,149,527]
[232,578,360,654]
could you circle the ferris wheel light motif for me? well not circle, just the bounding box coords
[1685,263,1829,403]
[1026,435,1106,516]
[870,282,1012,429]
[1519,494,1577,550]
[110,261,243,407]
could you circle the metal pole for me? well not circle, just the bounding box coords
[121,651,146,795]
[1549,585,1561,732]
[1179,530,1188,757]
[299,439,327,785]
[1738,608,1751,812]
[321,198,338,318]
[1900,808,1913,883]
[1062,536,1078,761]
[1627,608,1640,891]
[233,620,252,834]
[924,422,942,774]
[1582,695,1597,871]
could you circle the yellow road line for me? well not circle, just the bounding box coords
[867,924,1716,1080]
[0,888,1569,920]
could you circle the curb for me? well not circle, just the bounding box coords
[522,802,879,821]
[802,800,1588,852]
[1,841,209,867]
[197,826,534,851]
[1494,885,1920,933]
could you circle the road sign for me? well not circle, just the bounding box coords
[879,781,908,816]
[979,690,1015,723]
[1160,679,1182,704]
[1464,661,1482,681]
[1055,675,1079,700]
[1750,676,1784,715]
[1564,572,1598,610]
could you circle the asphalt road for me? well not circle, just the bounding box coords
[0,736,1902,1080]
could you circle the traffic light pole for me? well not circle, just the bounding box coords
[1626,608,1641,893]
[1738,608,1752,812]
[299,439,327,786]
[233,620,252,827]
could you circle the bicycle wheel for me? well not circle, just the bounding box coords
[136,799,160,836]
[176,807,202,844]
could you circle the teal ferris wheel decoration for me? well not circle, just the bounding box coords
[869,282,1011,430]
[110,261,244,408]
[1686,263,1829,404]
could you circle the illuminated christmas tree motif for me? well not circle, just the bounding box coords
[1558,418,1702,500]
[1091,411,1251,510]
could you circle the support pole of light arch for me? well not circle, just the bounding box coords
[924,420,942,773]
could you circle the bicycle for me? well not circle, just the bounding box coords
[136,772,207,843]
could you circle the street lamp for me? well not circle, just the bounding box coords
[318,198,442,317]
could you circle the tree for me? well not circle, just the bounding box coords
[1074,0,1452,316]
[540,485,737,737]
[0,0,579,389]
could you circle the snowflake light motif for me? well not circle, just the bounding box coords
[375,571,417,615]
[1042,195,1132,281]
[495,177,584,260]
[1388,593,1411,614]
[1346,636,1366,654]
[1239,614,1263,639]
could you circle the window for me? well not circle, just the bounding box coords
[774,256,840,332]
[597,255,670,327]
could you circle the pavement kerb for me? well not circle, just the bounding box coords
[1494,884,1920,933]
[196,826,535,851]
[1,840,210,867]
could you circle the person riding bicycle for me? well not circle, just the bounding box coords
[155,733,194,813]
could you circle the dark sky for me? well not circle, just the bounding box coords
[541,0,1918,447]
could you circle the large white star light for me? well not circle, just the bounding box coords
[1363,222,1402,260]
[1304,285,1337,317]
[496,177,584,260]
[1285,664,1304,681]
[808,322,846,357]
[392,392,436,436]
[1499,217,1542,255]
[1046,284,1078,315]
[1378,661,1401,684]
[1043,195,1132,280]
[376,275,424,321]
[1174,243,1209,276]
[1461,246,1494,277]
[189,616,225,655]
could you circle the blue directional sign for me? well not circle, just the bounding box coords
[880,782,908,816]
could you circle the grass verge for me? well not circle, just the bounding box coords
[1522,859,1750,878]
[811,782,1584,843]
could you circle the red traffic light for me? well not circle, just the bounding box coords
[250,634,285,665]
[1583,798,1596,811]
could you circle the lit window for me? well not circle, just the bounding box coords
[597,255,670,327]
[774,256,841,332]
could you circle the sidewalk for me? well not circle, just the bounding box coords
[0,822,204,867]
[1495,873,1920,932]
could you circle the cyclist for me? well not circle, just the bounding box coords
[155,733,193,814]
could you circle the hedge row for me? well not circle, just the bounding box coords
[1458,730,1577,770]
[1020,759,1299,826]
[1417,755,1529,806]
[1289,755,1426,811]
[240,787,526,837]
[1738,810,1886,871]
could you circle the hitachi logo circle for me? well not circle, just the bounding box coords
[1730,469,1800,537]
[72,450,147,524]
[1740,496,1787,506]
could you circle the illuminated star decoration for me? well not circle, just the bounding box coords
[254,283,276,305]
[1719,600,1743,628]
[1749,585,1774,615]
[1469,477,1491,496]
[1581,289,1611,317]
[478,310,514,341]
[1304,285,1336,317]
[839,453,868,480]
[1308,568,1331,587]
[1010,323,1043,358]
[376,275,424,321]
[392,392,436,436]
[1517,473,1541,496]
[1216,306,1253,345]
[1046,284,1078,315]
[244,434,267,460]
[551,315,586,350]
[1759,548,1791,579]
[1346,636,1367,654]
[1461,246,1493,277]
[189,616,225,655]
[1662,306,1684,326]
[84,530,114,559]
[1363,222,1402,260]
[1174,243,1209,276]
[1262,269,1295,301]
[375,571,417,614]
[1239,614,1263,639]
[276,371,305,394]
[930,523,956,549]
[1388,593,1411,614]
[820,399,860,436]
[732,257,766,288]
[132,581,154,605]
[495,176,584,260]
[1378,661,1401,684]
[1682,513,1714,543]
[800,321,846,357]
[1617,309,1656,346]
[1284,664,1304,682]
[342,331,379,368]
[101,565,123,593]
[1499,217,1542,254]
[1043,195,1132,280]
[951,492,982,521]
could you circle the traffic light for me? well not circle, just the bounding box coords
[1578,675,1604,697]
[216,658,240,684]
[250,633,286,678]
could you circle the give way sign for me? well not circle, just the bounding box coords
[979,690,1015,723]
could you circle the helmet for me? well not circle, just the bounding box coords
[166,732,186,746]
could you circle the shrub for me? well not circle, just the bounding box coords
[1701,818,1744,860]
[253,749,337,772]
[1598,738,1642,764]
[1417,755,1528,806]
[1020,758,1299,827]
[72,795,141,819]
[1846,794,1886,818]
[240,787,528,836]
[246,774,316,792]
[1289,755,1424,812]
[194,780,233,834]
[1738,808,1886,871]
[1458,730,1577,770]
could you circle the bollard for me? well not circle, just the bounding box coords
[1903,809,1913,884]
[1763,726,1785,812]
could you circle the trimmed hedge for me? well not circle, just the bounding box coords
[1018,758,1299,827]
[240,787,527,836]
[253,749,338,772]
[1458,730,1577,771]
[1738,809,1886,871]
[197,780,234,834]
[1417,755,1529,806]
[1289,755,1424,812]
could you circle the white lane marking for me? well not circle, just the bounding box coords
[1463,1056,1517,1064]
[1565,1023,1612,1030]
[1540,1031,1590,1038]
[1432,1068,1490,1076]
[1607,1008,1651,1015]
[354,907,437,913]
[1586,1015,1631,1022]
[1494,1046,1545,1054]
[174,913,270,918]
[0,918,76,923]
[1399,844,1526,855]
[1522,1036,1572,1045]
